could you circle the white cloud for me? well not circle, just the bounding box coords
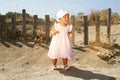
[71,3,78,7]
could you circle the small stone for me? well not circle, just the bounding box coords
[2,68,5,71]
[26,62,29,64]
[2,64,4,66]
[76,58,79,61]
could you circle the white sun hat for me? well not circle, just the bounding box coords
[56,9,69,22]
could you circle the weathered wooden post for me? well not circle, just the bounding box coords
[95,16,100,43]
[22,9,27,41]
[107,8,111,44]
[83,16,88,46]
[0,15,6,40]
[33,15,38,40]
[0,22,2,39]
[70,15,75,45]
[0,15,2,37]
[12,14,16,39]
[45,15,50,43]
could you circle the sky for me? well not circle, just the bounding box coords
[0,0,120,19]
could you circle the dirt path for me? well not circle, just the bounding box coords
[0,44,120,80]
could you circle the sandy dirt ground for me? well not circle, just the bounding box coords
[0,25,120,80]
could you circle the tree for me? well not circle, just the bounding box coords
[75,12,84,22]
[111,12,119,24]
[5,12,14,18]
[99,9,107,21]
[88,10,99,21]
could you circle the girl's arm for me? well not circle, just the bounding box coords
[50,28,59,36]
[68,31,72,39]
[68,25,73,39]
[50,22,59,36]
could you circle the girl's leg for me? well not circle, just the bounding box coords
[52,59,57,70]
[52,59,57,66]
[62,58,70,70]
[62,58,68,65]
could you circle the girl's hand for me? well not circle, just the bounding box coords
[50,29,59,35]
[68,32,72,39]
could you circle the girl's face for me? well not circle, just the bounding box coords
[59,14,69,26]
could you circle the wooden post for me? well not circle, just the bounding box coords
[107,8,111,44]
[45,15,50,43]
[83,16,88,46]
[70,15,75,45]
[0,22,1,39]
[22,9,27,41]
[12,14,16,39]
[0,15,2,37]
[33,15,37,39]
[0,15,5,29]
[95,16,100,43]
[0,15,6,40]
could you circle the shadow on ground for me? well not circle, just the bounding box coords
[73,46,87,52]
[57,66,116,80]
[0,39,50,49]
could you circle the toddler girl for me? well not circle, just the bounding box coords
[48,9,74,70]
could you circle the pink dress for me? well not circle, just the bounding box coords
[48,23,74,59]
